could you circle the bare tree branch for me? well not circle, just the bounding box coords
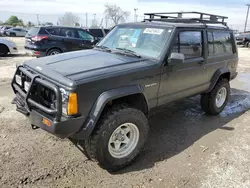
[58,12,80,26]
[104,4,130,26]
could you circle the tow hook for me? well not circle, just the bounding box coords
[31,125,39,130]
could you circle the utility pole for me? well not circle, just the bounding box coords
[36,14,40,25]
[85,13,88,28]
[244,4,250,32]
[134,8,138,22]
[93,13,96,27]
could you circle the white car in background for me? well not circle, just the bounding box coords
[0,38,18,56]
[6,28,27,37]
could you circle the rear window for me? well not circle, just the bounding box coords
[89,29,104,37]
[26,27,40,37]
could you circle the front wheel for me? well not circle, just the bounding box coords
[85,105,149,171]
[201,79,230,115]
[0,44,9,57]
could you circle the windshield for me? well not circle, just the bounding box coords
[98,26,172,59]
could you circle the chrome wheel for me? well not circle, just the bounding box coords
[216,87,227,108]
[49,51,60,55]
[108,123,139,159]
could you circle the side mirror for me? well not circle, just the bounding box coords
[168,52,185,65]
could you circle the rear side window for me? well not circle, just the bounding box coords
[60,28,77,38]
[26,27,40,36]
[172,31,202,59]
[45,28,60,36]
[207,31,233,55]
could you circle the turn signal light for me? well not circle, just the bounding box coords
[67,93,78,115]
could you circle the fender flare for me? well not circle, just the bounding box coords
[73,85,148,140]
[206,67,230,93]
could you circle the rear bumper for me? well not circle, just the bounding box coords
[11,66,86,139]
[25,48,46,57]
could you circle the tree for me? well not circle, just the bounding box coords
[104,4,130,26]
[58,12,80,26]
[7,16,19,25]
[6,16,24,26]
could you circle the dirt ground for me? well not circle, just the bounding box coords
[0,37,250,188]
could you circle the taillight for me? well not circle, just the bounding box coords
[31,35,49,41]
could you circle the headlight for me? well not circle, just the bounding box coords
[60,88,78,116]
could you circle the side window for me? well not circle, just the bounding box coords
[45,28,60,36]
[207,31,215,55]
[77,30,94,41]
[213,31,233,54]
[208,31,233,56]
[172,31,202,59]
[60,28,77,38]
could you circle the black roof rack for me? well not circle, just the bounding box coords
[143,12,228,27]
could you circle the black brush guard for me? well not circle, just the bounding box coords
[11,66,62,122]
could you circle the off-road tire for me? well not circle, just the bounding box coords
[85,104,149,171]
[201,78,230,115]
[0,44,9,57]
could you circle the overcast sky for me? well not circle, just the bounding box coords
[0,0,249,30]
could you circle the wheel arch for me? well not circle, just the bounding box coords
[206,68,231,93]
[73,85,149,140]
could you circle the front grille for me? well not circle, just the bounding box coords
[15,69,57,110]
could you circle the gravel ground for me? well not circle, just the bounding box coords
[0,37,250,188]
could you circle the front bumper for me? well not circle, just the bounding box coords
[11,66,85,139]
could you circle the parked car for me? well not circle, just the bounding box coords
[6,28,27,37]
[87,28,110,40]
[24,26,99,57]
[235,33,250,47]
[0,38,18,56]
[0,26,12,36]
[11,12,238,171]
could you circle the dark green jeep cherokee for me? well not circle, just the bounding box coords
[11,12,238,171]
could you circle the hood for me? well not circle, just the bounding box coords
[25,49,152,87]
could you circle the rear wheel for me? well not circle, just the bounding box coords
[85,104,149,171]
[201,79,230,115]
[0,44,9,57]
[47,48,62,56]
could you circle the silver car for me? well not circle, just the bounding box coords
[6,28,27,37]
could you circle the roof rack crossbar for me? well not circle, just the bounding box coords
[144,11,228,26]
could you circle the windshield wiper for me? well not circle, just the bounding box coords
[94,45,112,52]
[115,48,141,58]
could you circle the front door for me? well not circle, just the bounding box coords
[158,29,209,105]
[77,29,96,49]
[60,28,81,52]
